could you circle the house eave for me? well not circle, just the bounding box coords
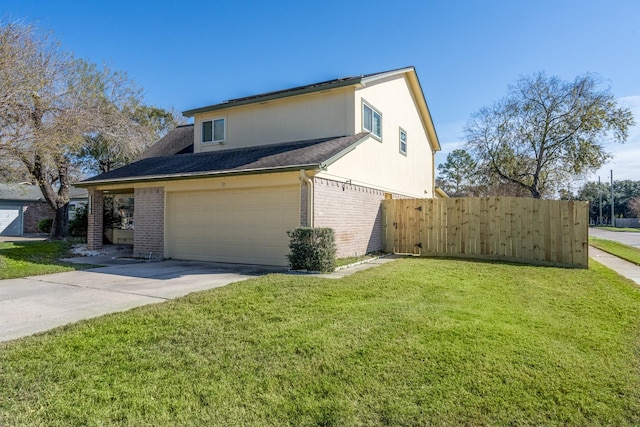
[76,164,322,187]
[406,70,441,152]
[360,66,441,152]
[183,77,363,117]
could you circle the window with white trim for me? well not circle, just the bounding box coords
[202,118,225,143]
[399,128,407,155]
[362,102,382,139]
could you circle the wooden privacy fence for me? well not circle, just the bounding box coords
[382,197,589,268]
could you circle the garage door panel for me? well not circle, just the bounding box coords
[0,207,22,236]
[168,186,299,266]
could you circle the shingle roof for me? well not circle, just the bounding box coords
[80,133,370,185]
[0,184,43,201]
[136,124,194,160]
[0,184,87,201]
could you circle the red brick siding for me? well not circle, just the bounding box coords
[87,188,104,250]
[133,187,164,259]
[22,202,55,233]
[313,178,390,258]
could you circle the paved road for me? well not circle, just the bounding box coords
[0,260,285,342]
[589,227,640,248]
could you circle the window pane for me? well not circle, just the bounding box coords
[202,121,213,142]
[373,111,381,137]
[400,130,407,153]
[213,119,225,141]
[363,104,372,132]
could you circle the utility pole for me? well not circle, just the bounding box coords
[598,176,603,225]
[611,170,615,227]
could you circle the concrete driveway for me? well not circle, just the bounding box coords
[589,227,640,248]
[0,260,286,342]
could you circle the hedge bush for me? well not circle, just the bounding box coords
[287,227,336,273]
[69,205,88,238]
[38,218,53,233]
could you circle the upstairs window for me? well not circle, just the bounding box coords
[202,118,225,143]
[399,128,407,155]
[362,102,382,139]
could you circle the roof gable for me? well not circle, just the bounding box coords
[183,66,440,151]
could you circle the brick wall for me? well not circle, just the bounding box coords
[134,187,164,259]
[313,177,390,258]
[87,188,104,250]
[23,201,55,233]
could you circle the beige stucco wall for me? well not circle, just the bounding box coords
[193,88,355,153]
[316,74,435,198]
[88,171,301,193]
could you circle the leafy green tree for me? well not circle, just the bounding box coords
[437,149,478,196]
[612,180,640,218]
[576,181,611,223]
[629,197,640,219]
[576,179,640,222]
[465,72,635,198]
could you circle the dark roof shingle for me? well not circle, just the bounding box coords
[136,124,194,160]
[81,133,369,185]
[0,184,87,201]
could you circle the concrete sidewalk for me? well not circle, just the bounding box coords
[589,246,640,285]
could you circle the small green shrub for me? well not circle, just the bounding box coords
[287,227,336,273]
[69,205,88,238]
[38,218,53,233]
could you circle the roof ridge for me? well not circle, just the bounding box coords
[183,67,415,117]
[169,134,353,159]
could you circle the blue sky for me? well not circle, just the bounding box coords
[2,0,639,183]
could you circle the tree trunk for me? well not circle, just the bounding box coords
[50,204,69,240]
[31,152,72,240]
[530,186,542,199]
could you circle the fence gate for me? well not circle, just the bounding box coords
[382,197,589,268]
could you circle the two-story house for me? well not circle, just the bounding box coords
[79,66,441,266]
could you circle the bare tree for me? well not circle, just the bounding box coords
[465,72,635,198]
[0,20,173,238]
[75,105,184,174]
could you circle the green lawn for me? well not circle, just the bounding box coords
[0,240,95,279]
[590,236,640,265]
[1,258,640,426]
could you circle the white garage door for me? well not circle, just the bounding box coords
[167,186,300,266]
[0,207,22,236]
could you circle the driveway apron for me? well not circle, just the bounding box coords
[0,260,282,342]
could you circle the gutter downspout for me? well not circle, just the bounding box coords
[300,170,314,227]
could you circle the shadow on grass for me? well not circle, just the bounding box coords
[402,253,583,270]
